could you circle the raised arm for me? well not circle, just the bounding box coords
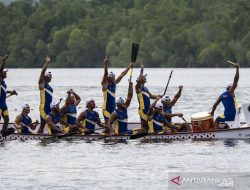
[38,56,50,90]
[0,55,8,83]
[107,112,117,134]
[147,96,161,120]
[101,56,109,91]
[210,96,222,116]
[230,63,240,94]
[135,65,144,93]
[171,85,183,106]
[125,81,133,108]
[115,63,133,84]
[71,89,81,106]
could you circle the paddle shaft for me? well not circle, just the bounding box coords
[164,70,173,95]
[129,64,134,82]
[181,116,188,123]
[227,60,237,66]
[6,94,16,98]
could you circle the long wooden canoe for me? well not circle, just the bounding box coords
[1,123,250,141]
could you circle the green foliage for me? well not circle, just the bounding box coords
[0,0,250,67]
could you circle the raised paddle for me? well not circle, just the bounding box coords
[164,70,173,95]
[227,60,237,66]
[181,116,188,123]
[129,43,139,81]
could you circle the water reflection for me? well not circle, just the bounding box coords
[223,139,238,147]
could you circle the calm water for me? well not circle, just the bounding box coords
[1,68,250,190]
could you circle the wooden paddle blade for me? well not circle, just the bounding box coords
[129,132,148,139]
[131,43,139,63]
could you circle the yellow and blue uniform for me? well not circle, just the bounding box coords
[163,106,172,123]
[20,114,32,134]
[148,113,164,133]
[62,104,77,133]
[114,109,128,134]
[137,86,150,121]
[82,109,99,134]
[216,91,238,122]
[46,112,61,135]
[40,82,53,124]
[103,83,116,120]
[64,104,77,125]
[0,80,8,116]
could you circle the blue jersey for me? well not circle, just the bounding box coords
[40,82,53,114]
[164,106,172,123]
[103,83,116,112]
[65,104,77,125]
[20,114,32,134]
[114,109,128,134]
[220,91,238,120]
[148,112,164,133]
[0,80,7,106]
[83,109,99,130]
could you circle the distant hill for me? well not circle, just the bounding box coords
[0,0,250,67]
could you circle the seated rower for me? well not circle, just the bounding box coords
[148,96,176,134]
[61,89,81,133]
[107,81,133,135]
[45,100,73,135]
[14,104,39,134]
[77,98,105,135]
[161,86,191,132]
[210,62,240,129]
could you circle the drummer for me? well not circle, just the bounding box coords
[161,86,191,132]
[210,63,240,129]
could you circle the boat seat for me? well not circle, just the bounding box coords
[225,106,242,128]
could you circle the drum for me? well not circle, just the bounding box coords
[191,112,215,132]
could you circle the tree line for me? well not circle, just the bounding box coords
[0,0,250,68]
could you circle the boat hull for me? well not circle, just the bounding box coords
[1,124,250,141]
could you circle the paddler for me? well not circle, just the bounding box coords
[161,86,191,132]
[61,89,81,133]
[77,98,106,135]
[136,65,161,132]
[101,56,133,125]
[0,55,18,134]
[147,96,176,134]
[38,56,53,133]
[107,81,133,135]
[45,100,73,135]
[210,62,240,129]
[14,104,39,134]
